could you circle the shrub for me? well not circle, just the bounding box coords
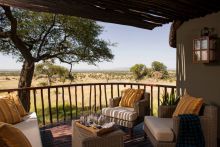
[161,91,179,106]
[130,64,148,80]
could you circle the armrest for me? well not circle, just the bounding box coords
[173,116,209,142]
[134,93,150,117]
[109,97,121,107]
[158,105,176,118]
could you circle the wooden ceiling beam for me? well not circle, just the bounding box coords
[81,0,170,24]
[93,0,181,19]
[0,0,159,29]
[0,0,220,30]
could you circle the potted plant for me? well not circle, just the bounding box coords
[158,91,179,118]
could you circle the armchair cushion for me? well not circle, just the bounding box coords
[119,89,144,108]
[173,92,203,117]
[102,107,138,121]
[144,116,174,142]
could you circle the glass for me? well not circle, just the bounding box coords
[201,50,208,61]
[201,39,208,49]
[195,40,200,50]
[194,51,201,61]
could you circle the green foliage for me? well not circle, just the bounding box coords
[151,61,169,79]
[151,61,167,72]
[35,61,69,85]
[130,64,148,80]
[161,91,179,106]
[0,8,114,64]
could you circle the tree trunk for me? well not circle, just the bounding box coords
[18,60,35,112]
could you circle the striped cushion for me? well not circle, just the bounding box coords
[119,89,144,108]
[8,93,27,117]
[104,117,134,128]
[173,93,204,117]
[102,107,138,121]
[0,98,22,124]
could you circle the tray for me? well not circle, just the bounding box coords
[75,120,114,136]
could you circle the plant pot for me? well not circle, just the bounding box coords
[158,105,176,118]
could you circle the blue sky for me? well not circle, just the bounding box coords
[0,22,176,70]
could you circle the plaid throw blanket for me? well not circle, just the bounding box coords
[176,114,205,147]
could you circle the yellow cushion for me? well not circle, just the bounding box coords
[119,89,144,107]
[8,93,27,117]
[0,122,31,147]
[0,98,22,124]
[173,92,204,117]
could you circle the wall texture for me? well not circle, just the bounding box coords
[176,12,220,139]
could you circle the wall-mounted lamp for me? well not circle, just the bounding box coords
[193,27,217,63]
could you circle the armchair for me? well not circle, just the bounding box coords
[102,92,150,136]
[144,105,218,147]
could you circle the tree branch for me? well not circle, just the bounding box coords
[37,15,56,58]
[2,6,17,34]
[2,5,34,62]
[36,52,64,62]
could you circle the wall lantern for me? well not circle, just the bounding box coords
[193,27,217,63]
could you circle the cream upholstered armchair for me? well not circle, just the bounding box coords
[144,105,218,147]
[102,92,150,135]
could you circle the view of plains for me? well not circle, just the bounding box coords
[0,69,176,125]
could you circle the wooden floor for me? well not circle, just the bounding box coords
[40,122,153,147]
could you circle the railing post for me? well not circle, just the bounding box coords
[89,85,92,113]
[117,84,120,97]
[151,85,153,116]
[104,84,108,107]
[94,85,97,113]
[40,89,45,125]
[68,86,73,120]
[99,84,102,110]
[75,86,78,118]
[111,84,113,98]
[33,89,37,114]
[81,85,84,111]
[55,87,59,122]
[158,86,160,107]
[48,88,53,124]
[62,87,66,121]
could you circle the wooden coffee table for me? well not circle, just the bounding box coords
[72,120,125,147]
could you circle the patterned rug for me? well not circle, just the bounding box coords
[40,122,153,147]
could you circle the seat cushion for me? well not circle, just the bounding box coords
[104,117,134,128]
[173,92,203,117]
[144,116,174,142]
[14,112,43,147]
[102,107,138,121]
[0,122,31,147]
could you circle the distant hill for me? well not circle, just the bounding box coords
[0,67,176,73]
[0,69,20,72]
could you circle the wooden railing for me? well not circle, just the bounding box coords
[0,82,176,126]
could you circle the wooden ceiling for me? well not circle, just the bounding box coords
[1,0,220,30]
